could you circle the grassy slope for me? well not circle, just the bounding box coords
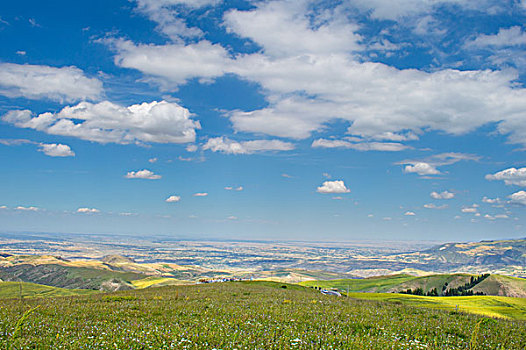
[1,282,524,349]
[0,281,96,298]
[299,273,526,296]
[472,275,526,298]
[299,274,418,292]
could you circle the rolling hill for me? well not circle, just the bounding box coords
[300,273,526,298]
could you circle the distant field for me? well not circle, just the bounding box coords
[346,293,526,321]
[0,282,524,349]
[130,276,189,289]
[0,281,96,298]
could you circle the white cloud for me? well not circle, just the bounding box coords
[312,138,408,151]
[149,157,158,163]
[38,143,75,157]
[485,213,509,220]
[3,100,200,145]
[423,203,448,209]
[461,204,479,213]
[317,180,351,194]
[125,169,162,180]
[227,215,238,220]
[77,207,100,213]
[430,190,454,199]
[349,0,498,20]
[0,138,33,146]
[202,137,294,154]
[509,190,526,205]
[15,206,39,211]
[466,26,526,48]
[165,195,181,202]
[110,1,526,147]
[109,39,231,88]
[404,162,440,176]
[106,0,526,150]
[486,167,526,186]
[225,186,243,191]
[404,211,416,216]
[224,1,362,57]
[134,0,221,40]
[482,196,501,204]
[193,192,208,197]
[186,144,198,152]
[0,63,102,102]
[400,153,478,176]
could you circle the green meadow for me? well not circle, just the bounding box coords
[0,281,524,349]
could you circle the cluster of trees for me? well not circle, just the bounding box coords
[399,274,490,297]
[443,274,489,296]
[399,287,438,296]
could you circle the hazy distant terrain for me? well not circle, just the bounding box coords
[0,233,524,293]
[0,233,523,278]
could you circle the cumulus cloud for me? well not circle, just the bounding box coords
[423,203,448,209]
[125,169,162,180]
[399,153,479,176]
[482,196,501,204]
[38,143,75,157]
[348,0,495,20]
[224,0,362,57]
[317,180,351,194]
[404,162,440,176]
[509,190,526,205]
[3,100,199,145]
[466,26,526,48]
[193,192,208,197]
[149,157,158,163]
[430,190,455,199]
[225,186,243,191]
[77,207,100,213]
[461,204,479,213]
[107,2,526,148]
[0,138,33,146]
[0,63,102,102]
[202,137,294,154]
[484,213,509,220]
[312,138,409,151]
[134,0,221,40]
[485,167,526,186]
[404,211,416,216]
[165,195,181,202]
[15,206,39,211]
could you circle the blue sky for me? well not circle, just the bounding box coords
[1,0,526,241]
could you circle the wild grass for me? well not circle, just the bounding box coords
[0,281,523,349]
